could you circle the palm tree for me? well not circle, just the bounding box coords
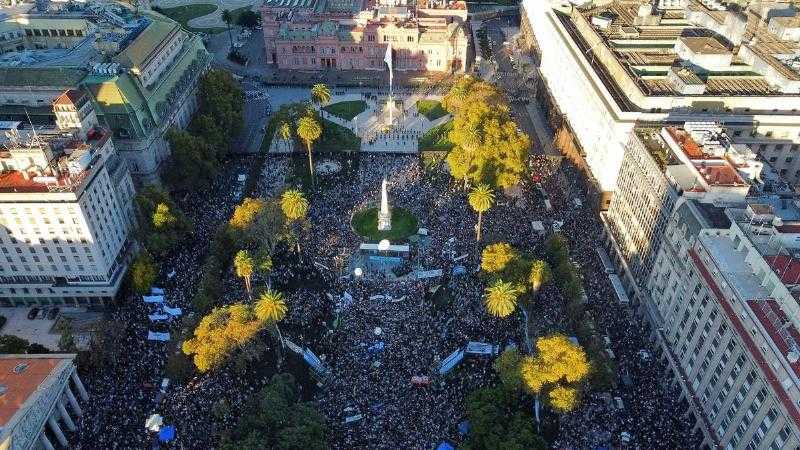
[221,9,234,53]
[280,189,309,221]
[279,121,292,151]
[234,250,254,300]
[310,83,332,106]
[484,279,521,318]
[468,183,494,242]
[256,249,274,285]
[280,189,309,252]
[296,115,322,186]
[529,260,552,296]
[255,289,288,345]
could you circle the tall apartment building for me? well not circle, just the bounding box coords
[604,123,791,296]
[0,90,135,307]
[521,0,800,204]
[602,122,800,448]
[0,2,210,183]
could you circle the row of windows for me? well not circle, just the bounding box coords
[24,28,84,38]
[0,264,98,274]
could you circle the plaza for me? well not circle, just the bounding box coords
[268,89,452,154]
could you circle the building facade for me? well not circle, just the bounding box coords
[0,354,89,450]
[261,0,470,73]
[0,3,210,183]
[601,121,800,448]
[0,91,136,307]
[521,0,800,202]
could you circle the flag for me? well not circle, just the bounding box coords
[384,43,393,74]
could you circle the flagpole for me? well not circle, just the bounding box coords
[385,43,393,126]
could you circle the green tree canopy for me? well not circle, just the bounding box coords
[164,129,217,191]
[135,186,190,256]
[493,347,523,392]
[461,386,547,450]
[198,69,245,143]
[0,335,33,353]
[221,373,328,450]
[131,251,158,295]
[237,10,261,28]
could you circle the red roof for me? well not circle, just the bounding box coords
[0,358,62,426]
[766,255,800,285]
[52,89,85,107]
[747,299,800,376]
[696,163,745,186]
[777,224,800,234]
[666,127,707,159]
[690,248,800,426]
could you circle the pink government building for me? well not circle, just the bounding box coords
[260,0,471,73]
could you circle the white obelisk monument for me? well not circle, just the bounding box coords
[384,43,394,125]
[378,178,392,231]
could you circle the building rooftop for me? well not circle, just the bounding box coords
[680,36,730,54]
[699,233,768,300]
[564,0,800,96]
[765,255,800,285]
[689,245,800,425]
[0,126,109,194]
[0,355,71,427]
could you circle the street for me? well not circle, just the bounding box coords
[483,19,559,158]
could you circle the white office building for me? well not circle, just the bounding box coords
[0,90,135,307]
[522,0,800,205]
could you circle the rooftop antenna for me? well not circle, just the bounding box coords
[24,108,40,147]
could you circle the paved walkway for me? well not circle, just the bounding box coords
[268,90,451,154]
[152,0,258,28]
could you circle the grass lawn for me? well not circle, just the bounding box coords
[226,5,253,24]
[352,207,418,241]
[416,100,447,121]
[418,120,454,152]
[323,101,367,121]
[317,118,361,152]
[155,4,217,29]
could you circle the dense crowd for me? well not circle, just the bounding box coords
[67,121,699,449]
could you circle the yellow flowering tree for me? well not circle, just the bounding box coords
[520,333,590,414]
[182,299,286,373]
[480,242,516,273]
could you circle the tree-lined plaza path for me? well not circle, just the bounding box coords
[268,88,452,154]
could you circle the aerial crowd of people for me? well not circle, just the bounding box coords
[67,103,701,449]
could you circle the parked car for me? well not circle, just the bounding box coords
[47,307,59,320]
[27,307,39,320]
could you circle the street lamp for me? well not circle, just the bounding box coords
[354,267,363,278]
